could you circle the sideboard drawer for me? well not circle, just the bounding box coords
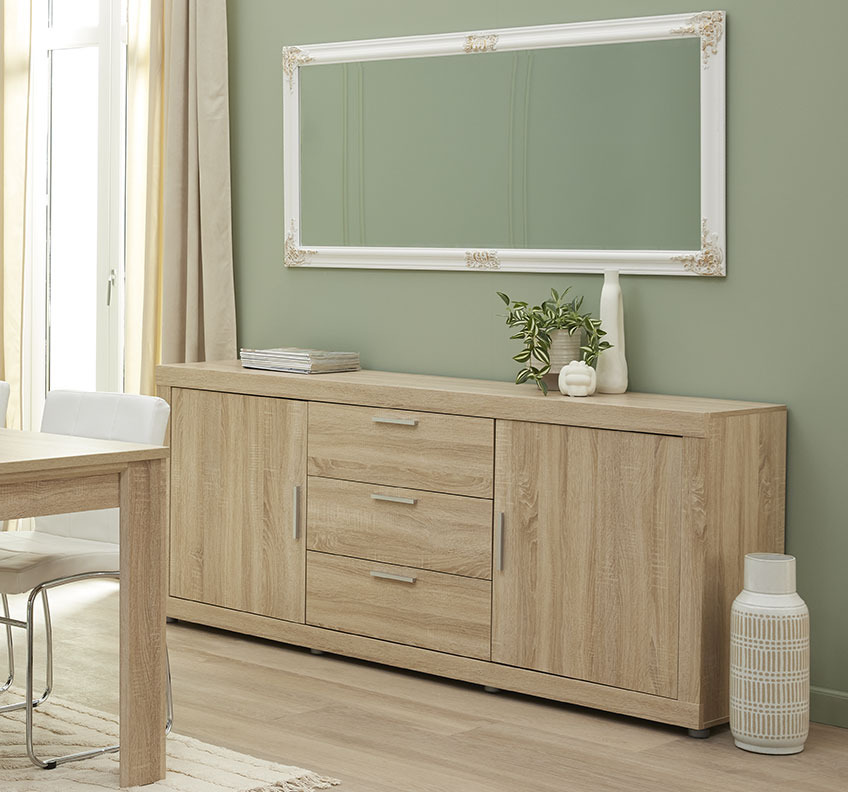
[307,403,493,497]
[307,477,492,579]
[306,552,491,660]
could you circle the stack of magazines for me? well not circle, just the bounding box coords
[239,347,360,374]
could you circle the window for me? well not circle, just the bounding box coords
[24,0,127,427]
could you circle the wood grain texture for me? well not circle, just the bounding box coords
[168,594,699,727]
[307,402,494,497]
[119,459,168,787]
[702,411,787,725]
[677,435,708,715]
[0,428,167,475]
[160,366,787,731]
[677,410,787,726]
[0,473,119,519]
[307,476,493,578]
[156,361,786,438]
[24,582,848,792]
[0,434,170,786]
[492,421,682,698]
[306,552,492,660]
[169,388,307,622]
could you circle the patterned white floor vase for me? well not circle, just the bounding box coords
[730,553,809,755]
[0,692,341,791]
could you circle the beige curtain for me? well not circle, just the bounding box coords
[126,0,236,395]
[0,0,31,428]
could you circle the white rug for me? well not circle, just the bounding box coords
[0,693,341,791]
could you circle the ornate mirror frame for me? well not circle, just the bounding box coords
[282,11,726,276]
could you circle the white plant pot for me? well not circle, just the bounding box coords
[730,553,810,755]
[533,329,582,377]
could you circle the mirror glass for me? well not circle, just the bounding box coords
[299,38,701,251]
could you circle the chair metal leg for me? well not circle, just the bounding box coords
[25,582,120,769]
[0,589,52,714]
[40,589,53,703]
[166,647,174,736]
[2,571,174,770]
[0,594,13,693]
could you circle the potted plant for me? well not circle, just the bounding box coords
[497,287,611,394]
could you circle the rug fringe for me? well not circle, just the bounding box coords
[243,772,342,791]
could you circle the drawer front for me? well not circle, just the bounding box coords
[307,477,492,579]
[306,552,491,660]
[307,403,493,497]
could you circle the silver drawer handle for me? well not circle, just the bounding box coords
[293,485,301,540]
[370,570,417,584]
[496,512,504,572]
[372,415,418,426]
[371,493,417,505]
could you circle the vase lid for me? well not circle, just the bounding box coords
[744,553,796,594]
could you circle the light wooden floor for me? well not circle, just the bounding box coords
[5,581,848,791]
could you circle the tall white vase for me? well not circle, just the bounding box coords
[595,270,628,393]
[730,553,810,755]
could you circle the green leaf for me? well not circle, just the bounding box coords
[515,369,531,385]
[497,291,510,305]
[513,350,532,362]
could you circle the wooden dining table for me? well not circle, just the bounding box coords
[0,428,169,787]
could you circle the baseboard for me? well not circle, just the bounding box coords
[811,686,848,728]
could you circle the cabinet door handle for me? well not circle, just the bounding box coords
[496,512,505,572]
[370,570,416,584]
[371,493,417,505]
[293,485,301,540]
[372,415,418,427]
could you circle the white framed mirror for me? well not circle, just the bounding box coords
[282,11,725,275]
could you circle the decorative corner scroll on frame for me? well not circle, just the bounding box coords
[672,219,725,276]
[284,221,317,267]
[282,46,313,90]
[671,10,724,66]
[463,33,498,54]
[465,250,501,270]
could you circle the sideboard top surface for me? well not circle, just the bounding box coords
[156,361,785,438]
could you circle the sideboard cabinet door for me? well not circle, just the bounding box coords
[170,388,307,622]
[492,421,682,698]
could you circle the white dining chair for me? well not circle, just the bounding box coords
[0,390,173,770]
[0,380,9,427]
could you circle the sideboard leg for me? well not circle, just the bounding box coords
[310,649,325,656]
[483,686,500,694]
[688,728,711,739]
[165,617,178,625]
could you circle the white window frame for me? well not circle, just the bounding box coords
[23,0,127,429]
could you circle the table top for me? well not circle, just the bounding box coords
[0,428,169,477]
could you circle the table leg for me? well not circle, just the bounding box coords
[119,459,167,787]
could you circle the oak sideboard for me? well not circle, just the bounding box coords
[156,361,786,733]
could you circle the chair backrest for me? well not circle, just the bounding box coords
[0,381,9,428]
[36,390,170,543]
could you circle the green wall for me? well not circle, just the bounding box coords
[227,0,848,727]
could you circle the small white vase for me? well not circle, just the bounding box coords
[595,270,628,394]
[558,360,596,397]
[730,553,809,755]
